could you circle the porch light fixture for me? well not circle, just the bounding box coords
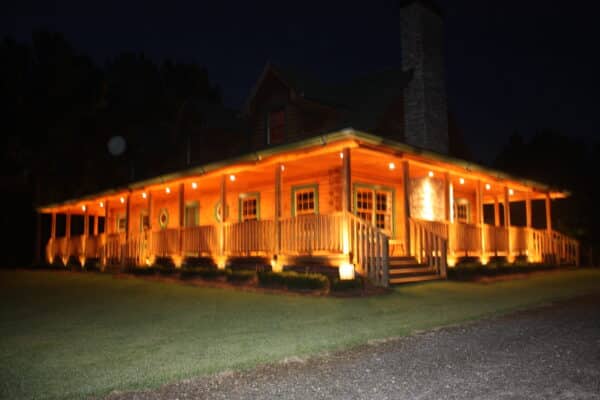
[339,262,355,280]
[165,187,171,194]
[120,197,125,204]
[81,205,86,212]
[339,152,344,159]
[428,171,434,178]
[388,162,396,171]
[509,188,514,196]
[459,178,465,185]
[99,201,104,208]
[229,175,236,182]
[142,192,147,199]
[191,182,198,189]
[485,183,491,190]
[280,164,285,171]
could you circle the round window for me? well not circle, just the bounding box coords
[158,208,169,229]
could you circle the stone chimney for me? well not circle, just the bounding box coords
[400,0,449,154]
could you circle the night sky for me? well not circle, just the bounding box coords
[3,0,599,163]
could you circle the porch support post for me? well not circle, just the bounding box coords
[65,212,71,264]
[178,183,185,259]
[102,201,109,267]
[443,172,451,222]
[147,191,153,231]
[477,180,486,263]
[124,194,131,265]
[545,193,552,233]
[504,187,512,261]
[275,164,282,253]
[401,160,411,256]
[525,194,532,229]
[82,207,89,263]
[341,148,351,258]
[65,212,71,240]
[218,175,227,267]
[494,197,500,227]
[525,193,532,261]
[51,212,57,240]
[93,214,99,236]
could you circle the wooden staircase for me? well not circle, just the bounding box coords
[388,256,441,285]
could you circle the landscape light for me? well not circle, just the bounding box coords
[339,262,355,280]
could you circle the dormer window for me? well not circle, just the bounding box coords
[267,109,285,144]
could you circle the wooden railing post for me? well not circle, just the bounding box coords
[402,161,411,256]
[219,175,227,263]
[504,187,511,261]
[275,164,282,261]
[178,183,185,258]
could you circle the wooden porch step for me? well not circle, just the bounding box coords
[389,266,436,275]
[389,256,420,267]
[389,274,441,285]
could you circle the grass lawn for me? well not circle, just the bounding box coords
[1,269,599,399]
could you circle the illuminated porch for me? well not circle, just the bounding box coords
[39,130,580,287]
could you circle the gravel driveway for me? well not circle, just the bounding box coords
[106,294,600,400]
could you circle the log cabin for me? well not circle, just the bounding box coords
[37,0,579,286]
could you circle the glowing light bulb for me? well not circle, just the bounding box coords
[280,165,285,171]
[142,192,147,199]
[388,162,396,171]
[81,205,86,212]
[509,188,514,196]
[339,152,344,159]
[191,182,198,189]
[485,183,491,190]
[120,197,125,204]
[428,171,434,178]
[99,201,104,208]
[459,178,465,185]
[165,187,171,194]
[229,175,236,182]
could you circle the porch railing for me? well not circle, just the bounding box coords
[449,222,481,256]
[224,220,275,256]
[484,225,508,255]
[347,212,389,287]
[280,213,344,254]
[182,225,218,256]
[409,218,448,277]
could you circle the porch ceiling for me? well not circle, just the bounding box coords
[38,129,567,213]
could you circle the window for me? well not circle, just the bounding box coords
[355,187,393,233]
[240,194,259,221]
[139,212,149,231]
[455,198,470,224]
[184,202,199,227]
[267,109,285,144]
[293,185,318,216]
[116,214,127,232]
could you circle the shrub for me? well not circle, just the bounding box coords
[154,257,176,269]
[258,271,329,291]
[130,266,158,276]
[183,257,217,269]
[66,256,83,271]
[330,277,364,292]
[180,266,227,280]
[226,269,256,283]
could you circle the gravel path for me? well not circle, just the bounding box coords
[106,294,600,400]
